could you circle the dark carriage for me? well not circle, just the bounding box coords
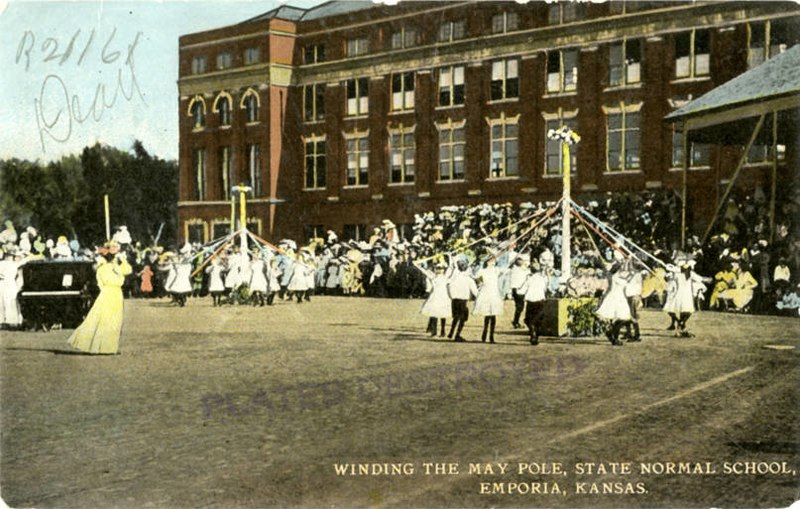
[18,260,99,330]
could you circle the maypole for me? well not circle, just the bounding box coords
[232,183,252,252]
[548,126,580,282]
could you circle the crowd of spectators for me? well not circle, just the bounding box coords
[1,187,797,316]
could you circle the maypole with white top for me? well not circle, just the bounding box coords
[547,126,580,283]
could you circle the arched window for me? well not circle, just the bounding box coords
[217,96,231,126]
[189,98,205,129]
[240,89,260,123]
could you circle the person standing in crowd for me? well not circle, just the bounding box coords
[288,250,310,303]
[519,252,554,346]
[595,253,632,346]
[169,247,194,307]
[277,242,295,299]
[224,245,245,302]
[509,255,528,329]
[137,263,154,298]
[446,257,478,342]
[623,259,645,342]
[414,259,451,338]
[473,255,506,344]
[266,256,280,305]
[206,256,226,306]
[663,256,707,337]
[249,250,268,306]
[68,242,132,355]
[0,249,35,330]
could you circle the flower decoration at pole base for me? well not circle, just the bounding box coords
[547,125,581,145]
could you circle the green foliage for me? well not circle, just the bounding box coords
[0,141,178,248]
[566,298,604,337]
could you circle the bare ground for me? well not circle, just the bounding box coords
[1,296,798,508]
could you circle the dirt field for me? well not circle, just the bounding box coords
[1,296,798,508]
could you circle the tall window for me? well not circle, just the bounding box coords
[304,84,325,122]
[216,52,233,70]
[304,44,326,64]
[437,120,466,181]
[304,225,326,242]
[546,49,578,93]
[544,113,578,176]
[604,103,641,172]
[247,144,262,196]
[439,20,466,42]
[216,95,231,127]
[492,12,519,34]
[193,148,206,200]
[748,20,798,69]
[304,137,326,189]
[489,115,519,178]
[242,91,259,123]
[675,30,709,79]
[345,131,369,186]
[346,78,369,116]
[189,98,205,129]
[548,3,584,24]
[187,221,206,244]
[191,56,207,75]
[244,47,261,65]
[346,37,369,57]
[671,128,711,168]
[391,72,415,111]
[389,125,416,184]
[391,27,417,49]
[438,65,465,106]
[490,59,519,101]
[609,39,641,87]
[343,224,367,242]
[219,146,234,200]
[747,143,786,165]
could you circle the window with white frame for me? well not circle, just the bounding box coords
[346,78,369,116]
[343,224,367,242]
[548,3,584,24]
[187,221,206,244]
[544,112,578,176]
[189,98,205,129]
[216,52,233,70]
[247,143,262,196]
[488,115,519,178]
[391,72,415,111]
[304,44,326,64]
[675,30,709,79]
[191,55,207,75]
[215,95,231,126]
[546,49,578,93]
[346,37,369,57]
[438,20,466,42]
[244,47,261,65]
[391,27,417,49]
[389,125,416,184]
[671,129,711,168]
[604,103,641,172]
[219,146,234,200]
[437,120,466,181]
[193,148,206,200]
[345,130,369,186]
[438,65,465,107]
[304,137,326,189]
[242,91,259,123]
[490,59,519,101]
[747,142,786,165]
[304,83,325,122]
[492,12,519,34]
[609,39,641,87]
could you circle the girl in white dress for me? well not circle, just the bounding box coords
[249,252,269,306]
[596,261,632,345]
[473,257,506,343]
[415,261,451,337]
[663,258,707,337]
[205,257,226,306]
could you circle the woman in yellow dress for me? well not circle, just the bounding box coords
[68,242,132,355]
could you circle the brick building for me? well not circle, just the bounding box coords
[177,0,800,244]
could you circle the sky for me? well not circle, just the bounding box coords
[0,0,325,163]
